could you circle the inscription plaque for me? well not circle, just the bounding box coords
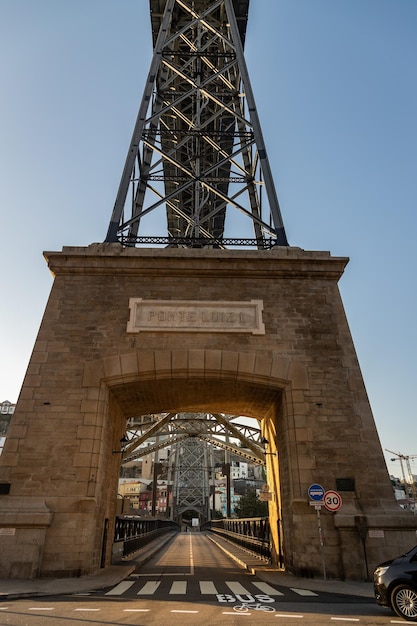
[127,299,265,335]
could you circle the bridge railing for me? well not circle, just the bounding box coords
[202,517,271,562]
[114,516,179,558]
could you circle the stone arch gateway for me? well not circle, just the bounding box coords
[0,244,415,580]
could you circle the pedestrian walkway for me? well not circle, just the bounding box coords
[0,531,374,600]
[207,533,373,599]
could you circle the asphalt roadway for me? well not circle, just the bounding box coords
[0,531,374,601]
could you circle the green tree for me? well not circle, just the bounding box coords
[234,489,268,518]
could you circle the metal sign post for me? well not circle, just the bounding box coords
[308,486,343,580]
[315,504,326,581]
[308,484,326,580]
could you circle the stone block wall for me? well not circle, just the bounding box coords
[0,244,415,579]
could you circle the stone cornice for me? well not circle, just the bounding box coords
[44,244,348,281]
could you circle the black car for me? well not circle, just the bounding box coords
[374,545,417,621]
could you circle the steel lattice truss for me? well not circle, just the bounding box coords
[122,412,266,466]
[105,0,288,248]
[173,436,210,518]
[122,412,265,520]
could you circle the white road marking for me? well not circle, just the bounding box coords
[253,581,284,596]
[105,580,135,595]
[132,572,190,576]
[170,581,187,594]
[222,612,252,616]
[74,608,101,611]
[200,580,218,594]
[137,580,161,595]
[290,587,318,596]
[189,533,194,575]
[331,619,360,622]
[28,607,54,611]
[171,609,199,613]
[275,615,304,619]
[123,608,150,612]
[226,581,251,594]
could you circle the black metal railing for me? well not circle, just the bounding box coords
[114,516,179,557]
[202,517,271,561]
[118,236,278,249]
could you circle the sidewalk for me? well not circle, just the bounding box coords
[0,532,374,600]
[207,533,374,599]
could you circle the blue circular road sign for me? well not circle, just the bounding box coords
[308,484,325,501]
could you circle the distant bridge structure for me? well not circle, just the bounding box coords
[122,412,266,522]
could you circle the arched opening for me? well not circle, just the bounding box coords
[91,359,291,572]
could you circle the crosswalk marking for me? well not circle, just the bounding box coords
[226,581,251,595]
[138,581,161,595]
[105,581,135,595]
[199,581,218,594]
[103,577,320,599]
[253,582,284,596]
[290,588,318,596]
[170,581,187,594]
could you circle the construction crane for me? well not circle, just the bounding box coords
[386,449,417,502]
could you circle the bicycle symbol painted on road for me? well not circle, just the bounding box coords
[233,603,275,612]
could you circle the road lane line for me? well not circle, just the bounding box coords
[222,612,252,616]
[253,581,284,596]
[105,580,135,595]
[189,532,194,575]
[132,572,189,576]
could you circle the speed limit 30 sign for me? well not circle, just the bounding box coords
[323,490,342,512]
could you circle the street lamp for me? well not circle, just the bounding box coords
[112,434,129,454]
[262,437,276,456]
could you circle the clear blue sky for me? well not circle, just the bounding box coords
[1,0,416,479]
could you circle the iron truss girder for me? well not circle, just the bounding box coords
[199,434,265,465]
[121,412,266,465]
[124,411,263,444]
[105,0,288,248]
[122,433,188,464]
[123,433,265,466]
